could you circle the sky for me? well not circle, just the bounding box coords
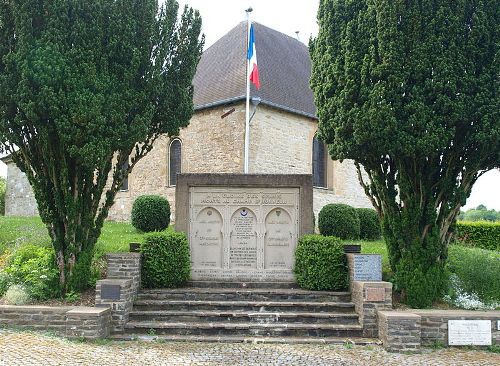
[1,0,499,210]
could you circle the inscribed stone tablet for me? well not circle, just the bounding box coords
[230,208,257,269]
[352,254,382,281]
[191,207,223,268]
[101,284,121,301]
[448,320,492,346]
[264,208,294,269]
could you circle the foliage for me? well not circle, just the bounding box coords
[0,0,203,292]
[447,245,500,305]
[131,195,171,232]
[3,284,31,305]
[0,176,5,215]
[318,204,360,239]
[294,234,348,291]
[311,0,499,307]
[0,270,10,296]
[141,231,190,288]
[455,221,500,251]
[356,208,381,240]
[458,205,500,222]
[3,245,61,300]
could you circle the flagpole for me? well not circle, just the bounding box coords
[244,7,252,174]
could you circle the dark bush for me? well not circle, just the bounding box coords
[141,231,190,288]
[455,221,500,251]
[294,235,348,291]
[131,195,170,232]
[67,249,95,291]
[318,204,360,239]
[357,208,381,240]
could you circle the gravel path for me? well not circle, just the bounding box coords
[0,330,498,366]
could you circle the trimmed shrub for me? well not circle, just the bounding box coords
[356,208,381,240]
[4,245,61,300]
[68,249,96,292]
[294,235,348,291]
[131,195,170,232]
[141,231,190,288]
[3,284,31,305]
[318,204,360,239]
[455,221,500,251]
[447,245,500,305]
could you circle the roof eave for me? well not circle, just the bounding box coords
[194,97,318,120]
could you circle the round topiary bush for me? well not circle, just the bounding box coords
[356,208,381,240]
[294,235,348,291]
[318,203,360,239]
[141,231,190,288]
[131,195,170,232]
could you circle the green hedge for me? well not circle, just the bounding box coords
[455,221,500,251]
[131,195,171,232]
[141,231,190,288]
[356,208,381,240]
[294,234,348,291]
[318,203,360,239]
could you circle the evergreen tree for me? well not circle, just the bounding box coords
[311,0,499,307]
[0,0,203,291]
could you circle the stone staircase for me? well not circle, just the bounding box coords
[112,281,377,344]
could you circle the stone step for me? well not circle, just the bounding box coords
[110,333,379,345]
[132,300,356,313]
[123,321,364,338]
[187,281,298,289]
[128,310,359,324]
[137,288,351,302]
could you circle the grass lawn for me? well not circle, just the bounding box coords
[0,216,145,259]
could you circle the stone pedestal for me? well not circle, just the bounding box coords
[175,174,313,281]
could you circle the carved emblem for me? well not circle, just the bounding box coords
[240,209,248,217]
[276,210,281,217]
[207,210,212,216]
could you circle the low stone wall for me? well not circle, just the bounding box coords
[378,311,421,352]
[377,309,500,351]
[351,281,393,337]
[0,305,110,339]
[106,253,141,294]
[413,310,500,346]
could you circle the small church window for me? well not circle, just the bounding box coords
[312,136,327,188]
[169,138,182,186]
[120,159,129,191]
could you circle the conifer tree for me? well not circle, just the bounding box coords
[311,0,499,307]
[0,0,203,291]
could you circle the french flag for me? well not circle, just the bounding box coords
[247,24,260,89]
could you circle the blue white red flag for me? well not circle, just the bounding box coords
[247,24,260,89]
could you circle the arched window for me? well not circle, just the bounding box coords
[312,136,327,188]
[169,138,182,186]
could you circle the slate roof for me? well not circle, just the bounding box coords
[193,22,317,119]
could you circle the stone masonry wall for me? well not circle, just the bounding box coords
[3,158,39,216]
[0,305,111,339]
[3,102,373,221]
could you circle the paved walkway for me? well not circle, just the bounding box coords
[0,330,498,366]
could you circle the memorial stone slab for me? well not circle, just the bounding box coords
[188,187,299,281]
[448,320,492,346]
[100,284,121,301]
[352,254,382,281]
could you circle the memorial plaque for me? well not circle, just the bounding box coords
[230,208,257,269]
[352,254,382,281]
[448,320,492,346]
[265,208,294,269]
[188,186,300,281]
[191,207,223,268]
[101,284,121,301]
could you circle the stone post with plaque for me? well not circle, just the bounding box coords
[175,174,313,282]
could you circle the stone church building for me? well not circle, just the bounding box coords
[2,22,371,221]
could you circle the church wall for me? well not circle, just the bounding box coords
[3,159,39,217]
